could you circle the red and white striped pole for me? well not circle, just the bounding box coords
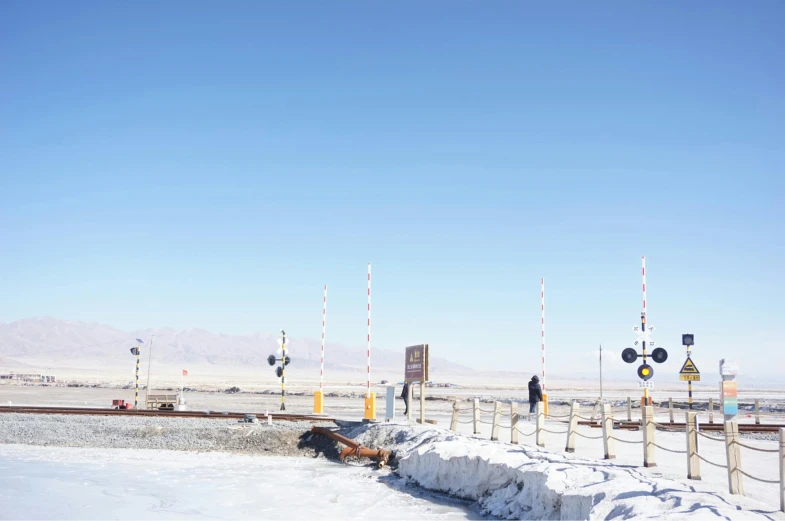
[366,263,372,399]
[641,256,647,315]
[541,278,546,393]
[320,285,327,392]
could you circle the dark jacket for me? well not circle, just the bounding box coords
[401,383,409,400]
[528,376,543,403]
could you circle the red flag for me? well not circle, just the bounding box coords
[182,369,188,376]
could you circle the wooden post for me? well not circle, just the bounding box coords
[450,401,459,431]
[642,405,656,467]
[419,381,425,425]
[755,399,760,425]
[725,421,744,495]
[473,398,480,435]
[669,398,674,424]
[627,396,632,422]
[591,400,600,423]
[565,401,579,453]
[709,398,714,424]
[536,400,545,448]
[602,404,615,460]
[778,428,784,513]
[510,402,519,445]
[406,383,413,422]
[686,411,701,480]
[491,401,501,441]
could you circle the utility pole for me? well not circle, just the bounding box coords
[145,334,156,407]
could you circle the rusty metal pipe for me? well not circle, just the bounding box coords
[311,426,391,467]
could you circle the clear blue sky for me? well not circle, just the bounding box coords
[1,2,782,377]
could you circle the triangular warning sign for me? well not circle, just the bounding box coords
[680,358,700,375]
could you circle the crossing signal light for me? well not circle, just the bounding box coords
[275,366,283,378]
[622,348,638,364]
[682,334,694,346]
[267,355,276,366]
[651,347,668,364]
[638,363,654,381]
[129,347,139,356]
[283,356,291,366]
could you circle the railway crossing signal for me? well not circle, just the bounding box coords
[129,338,144,409]
[268,330,292,410]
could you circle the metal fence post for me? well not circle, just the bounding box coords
[473,398,480,435]
[709,398,714,424]
[725,421,744,495]
[602,404,615,460]
[778,428,784,513]
[565,401,579,453]
[755,399,760,425]
[450,401,459,431]
[669,397,674,424]
[510,402,519,445]
[627,396,632,422]
[491,401,501,441]
[536,401,545,448]
[642,405,656,467]
[686,411,701,480]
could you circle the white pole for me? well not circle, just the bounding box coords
[367,263,372,399]
[541,278,545,393]
[145,334,156,403]
[321,285,327,392]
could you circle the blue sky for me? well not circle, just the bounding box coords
[1,2,782,377]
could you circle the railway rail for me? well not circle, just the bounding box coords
[0,405,334,423]
[577,419,784,433]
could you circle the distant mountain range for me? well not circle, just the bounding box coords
[0,317,471,374]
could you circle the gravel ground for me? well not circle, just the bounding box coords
[0,413,343,458]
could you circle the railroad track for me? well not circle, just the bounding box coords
[0,405,334,423]
[578,420,784,433]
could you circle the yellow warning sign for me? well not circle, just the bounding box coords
[680,374,700,381]
[679,358,700,375]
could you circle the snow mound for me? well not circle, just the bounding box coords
[344,422,784,520]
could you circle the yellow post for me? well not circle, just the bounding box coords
[364,392,376,420]
[543,393,549,416]
[314,391,324,414]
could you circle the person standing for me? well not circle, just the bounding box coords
[401,381,410,416]
[528,375,543,420]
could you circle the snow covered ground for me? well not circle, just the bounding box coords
[0,444,478,520]
[347,422,785,520]
[414,406,784,511]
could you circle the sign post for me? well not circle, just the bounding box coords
[405,344,429,424]
[679,334,699,409]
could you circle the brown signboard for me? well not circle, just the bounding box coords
[405,344,429,383]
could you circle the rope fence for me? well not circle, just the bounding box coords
[737,468,780,485]
[610,436,643,445]
[541,427,569,435]
[696,453,727,469]
[696,430,725,442]
[732,440,779,453]
[651,442,687,454]
[574,431,604,440]
[515,426,536,437]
